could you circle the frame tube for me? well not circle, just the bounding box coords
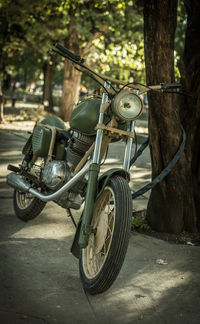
[123,121,135,171]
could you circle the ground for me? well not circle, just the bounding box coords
[0,109,200,324]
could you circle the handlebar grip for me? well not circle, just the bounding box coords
[161,83,182,90]
[54,43,82,62]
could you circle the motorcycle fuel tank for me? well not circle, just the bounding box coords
[70,97,128,136]
[69,98,110,136]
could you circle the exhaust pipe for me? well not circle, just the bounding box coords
[6,161,90,202]
[7,173,31,193]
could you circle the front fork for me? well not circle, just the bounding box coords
[78,85,110,248]
[78,85,135,248]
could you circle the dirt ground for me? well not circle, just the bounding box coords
[0,117,200,324]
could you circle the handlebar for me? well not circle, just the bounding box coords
[52,43,183,96]
[53,43,84,63]
[139,83,182,95]
[160,83,182,90]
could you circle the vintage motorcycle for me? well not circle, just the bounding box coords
[6,43,181,294]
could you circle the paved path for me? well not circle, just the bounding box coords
[0,128,200,324]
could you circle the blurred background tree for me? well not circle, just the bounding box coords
[57,0,144,121]
[0,0,185,119]
[0,0,144,120]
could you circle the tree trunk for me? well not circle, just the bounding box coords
[59,59,81,121]
[0,96,4,123]
[0,81,4,123]
[144,0,197,233]
[58,18,105,122]
[43,57,56,113]
[179,0,200,231]
[59,28,82,122]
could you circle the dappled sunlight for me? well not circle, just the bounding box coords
[0,121,35,131]
[132,170,151,179]
[89,248,197,323]
[10,222,73,240]
[8,202,78,241]
[130,179,151,187]
[109,268,193,310]
[0,240,26,246]
[0,162,9,169]
[101,157,122,171]
[0,150,22,156]
[132,165,150,172]
[85,231,200,321]
[9,206,77,240]
[105,157,121,163]
[135,125,148,134]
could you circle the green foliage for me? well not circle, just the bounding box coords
[79,1,145,87]
[132,210,150,230]
[175,0,187,59]
[1,0,185,91]
[0,0,145,90]
[173,1,187,79]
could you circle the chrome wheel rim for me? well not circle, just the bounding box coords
[16,191,35,210]
[82,186,116,279]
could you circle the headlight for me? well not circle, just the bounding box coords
[113,90,143,121]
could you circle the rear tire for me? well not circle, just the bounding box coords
[79,175,132,294]
[13,189,46,221]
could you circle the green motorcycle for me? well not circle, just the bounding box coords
[7,43,181,294]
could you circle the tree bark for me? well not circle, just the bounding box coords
[0,96,4,123]
[59,29,81,122]
[43,57,56,113]
[59,59,81,121]
[144,0,197,233]
[0,80,4,123]
[59,16,106,122]
[179,0,200,230]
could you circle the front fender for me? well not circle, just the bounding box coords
[97,168,130,199]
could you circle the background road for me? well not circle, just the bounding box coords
[0,128,200,324]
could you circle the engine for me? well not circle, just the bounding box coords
[21,115,95,210]
[41,130,95,209]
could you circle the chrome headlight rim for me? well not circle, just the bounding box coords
[113,89,144,121]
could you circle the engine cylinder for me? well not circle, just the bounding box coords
[65,132,95,169]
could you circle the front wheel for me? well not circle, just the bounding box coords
[79,175,132,295]
[14,189,46,221]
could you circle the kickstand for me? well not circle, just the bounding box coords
[66,208,77,228]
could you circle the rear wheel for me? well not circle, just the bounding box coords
[79,176,132,295]
[14,189,46,221]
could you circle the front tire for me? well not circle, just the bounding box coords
[14,189,46,221]
[79,176,132,295]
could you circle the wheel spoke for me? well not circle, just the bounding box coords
[16,191,35,210]
[82,186,116,279]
